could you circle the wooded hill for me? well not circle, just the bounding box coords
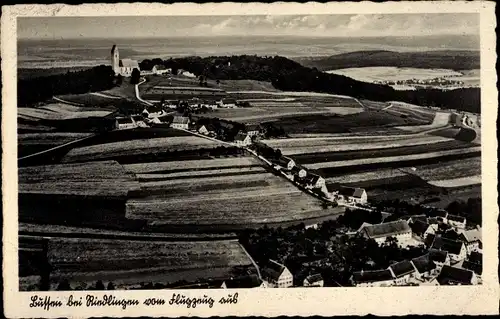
[294,50,480,71]
[141,55,480,113]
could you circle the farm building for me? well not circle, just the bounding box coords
[245,124,261,136]
[431,236,467,262]
[152,65,170,75]
[350,269,395,287]
[388,260,416,285]
[170,116,190,129]
[217,98,237,108]
[410,255,438,280]
[296,173,325,190]
[234,132,252,146]
[333,186,368,204]
[116,117,137,130]
[458,227,482,253]
[131,115,148,128]
[197,124,216,136]
[274,156,295,171]
[437,265,478,285]
[447,214,467,229]
[434,209,449,223]
[260,260,293,288]
[111,45,140,77]
[358,220,412,246]
[410,220,438,239]
[303,274,324,287]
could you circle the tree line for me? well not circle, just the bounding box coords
[18,65,116,107]
[140,55,480,113]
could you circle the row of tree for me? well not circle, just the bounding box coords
[18,65,116,107]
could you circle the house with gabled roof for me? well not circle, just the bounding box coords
[431,236,467,263]
[336,186,368,204]
[303,274,324,287]
[245,124,261,136]
[116,116,137,130]
[359,220,412,246]
[428,249,450,269]
[291,166,307,179]
[461,251,482,279]
[437,265,478,285]
[260,260,293,288]
[152,64,170,75]
[350,269,395,287]
[197,123,216,136]
[274,156,295,171]
[388,260,416,285]
[234,132,252,146]
[411,254,438,281]
[222,275,265,289]
[458,227,482,253]
[170,116,190,129]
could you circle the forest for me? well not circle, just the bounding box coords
[140,55,480,113]
[17,65,116,107]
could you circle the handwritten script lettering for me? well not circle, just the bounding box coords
[28,292,240,311]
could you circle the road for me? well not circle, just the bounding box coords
[136,78,154,106]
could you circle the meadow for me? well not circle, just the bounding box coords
[18,103,115,121]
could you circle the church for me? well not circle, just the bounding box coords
[111,45,140,77]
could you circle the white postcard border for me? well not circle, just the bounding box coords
[2,2,498,317]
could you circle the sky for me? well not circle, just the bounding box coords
[18,14,479,40]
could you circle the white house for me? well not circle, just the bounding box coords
[447,214,467,229]
[359,220,412,246]
[302,173,326,190]
[261,260,293,288]
[291,166,307,179]
[336,186,368,204]
[351,269,395,287]
[458,227,482,253]
[388,260,416,285]
[111,45,140,77]
[234,132,252,146]
[131,115,148,128]
[116,116,137,130]
[245,124,261,136]
[197,124,216,136]
[218,98,237,108]
[152,64,170,75]
[170,116,190,129]
[275,156,296,171]
[303,274,324,287]
[431,236,467,263]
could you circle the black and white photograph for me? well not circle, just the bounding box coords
[2,2,498,317]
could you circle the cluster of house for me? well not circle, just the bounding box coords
[351,249,482,287]
[269,155,368,205]
[348,215,482,286]
[115,115,149,130]
[258,259,323,288]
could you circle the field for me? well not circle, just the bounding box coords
[18,160,141,198]
[261,135,452,156]
[43,237,255,289]
[125,157,344,228]
[401,157,481,182]
[61,136,224,163]
[18,132,95,157]
[54,93,120,107]
[18,103,115,121]
[326,67,464,83]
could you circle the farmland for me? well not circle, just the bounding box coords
[262,135,452,155]
[54,93,120,107]
[18,103,115,121]
[125,158,344,229]
[39,237,256,289]
[61,136,226,163]
[18,132,94,157]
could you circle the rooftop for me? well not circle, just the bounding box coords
[437,265,474,285]
[459,229,482,243]
[389,260,416,278]
[172,116,190,124]
[305,273,323,283]
[361,220,411,239]
[428,249,448,263]
[352,269,394,283]
[234,132,249,141]
[119,59,139,69]
[261,260,286,282]
[224,275,262,288]
[410,220,431,236]
[447,214,466,223]
[338,186,366,198]
[431,236,464,255]
[411,255,437,274]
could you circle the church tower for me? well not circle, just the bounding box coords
[111,45,120,75]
